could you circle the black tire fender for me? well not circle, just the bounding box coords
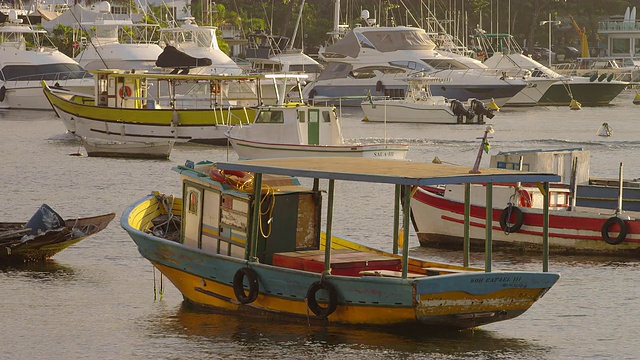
[499,206,524,233]
[306,281,338,318]
[601,216,627,245]
[233,267,259,304]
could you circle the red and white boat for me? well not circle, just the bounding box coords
[411,182,640,256]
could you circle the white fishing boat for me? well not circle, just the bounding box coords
[360,77,495,124]
[0,11,93,110]
[81,138,173,159]
[226,76,408,160]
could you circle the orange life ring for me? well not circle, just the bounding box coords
[211,83,221,94]
[118,86,132,98]
[210,168,253,191]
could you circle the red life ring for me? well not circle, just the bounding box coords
[72,41,80,49]
[118,86,132,98]
[519,189,532,208]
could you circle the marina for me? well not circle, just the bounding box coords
[2,90,640,358]
[4,1,640,357]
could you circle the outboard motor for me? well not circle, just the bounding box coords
[469,99,496,123]
[450,99,475,124]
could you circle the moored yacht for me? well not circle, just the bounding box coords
[73,2,163,71]
[156,18,243,76]
[0,11,93,110]
[304,24,526,107]
[477,33,628,106]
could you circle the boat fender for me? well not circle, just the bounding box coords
[499,205,524,233]
[306,281,338,318]
[597,73,607,82]
[375,80,384,93]
[118,85,132,98]
[589,74,598,82]
[233,268,259,304]
[607,73,615,82]
[0,85,5,102]
[601,216,627,245]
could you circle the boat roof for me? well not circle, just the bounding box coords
[87,70,265,81]
[215,157,561,186]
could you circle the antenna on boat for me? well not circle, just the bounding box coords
[470,125,494,173]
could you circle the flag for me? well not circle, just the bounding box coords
[483,139,490,153]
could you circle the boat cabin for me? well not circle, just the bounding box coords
[177,162,324,266]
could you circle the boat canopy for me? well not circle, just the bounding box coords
[215,157,560,186]
[323,27,436,58]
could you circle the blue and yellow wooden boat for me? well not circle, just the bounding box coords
[121,157,561,330]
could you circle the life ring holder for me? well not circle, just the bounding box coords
[306,280,338,318]
[233,267,259,304]
[118,85,132,98]
[601,216,627,245]
[499,204,524,234]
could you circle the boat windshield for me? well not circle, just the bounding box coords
[420,58,470,70]
[1,63,89,81]
[255,110,284,123]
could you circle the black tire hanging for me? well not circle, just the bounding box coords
[306,281,338,318]
[499,206,524,233]
[375,80,384,93]
[0,85,6,102]
[601,216,627,245]
[233,268,259,304]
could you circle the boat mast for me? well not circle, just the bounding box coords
[332,0,340,42]
[288,0,306,50]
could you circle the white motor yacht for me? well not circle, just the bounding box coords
[304,24,526,107]
[0,11,93,110]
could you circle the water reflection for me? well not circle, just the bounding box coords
[141,301,552,359]
[0,259,76,280]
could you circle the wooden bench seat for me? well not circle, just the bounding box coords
[272,249,402,276]
[359,270,424,278]
[423,267,469,276]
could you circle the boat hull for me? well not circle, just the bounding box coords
[411,186,640,256]
[82,138,173,159]
[122,194,558,329]
[537,81,628,106]
[228,137,408,160]
[361,101,482,124]
[308,83,520,108]
[1,78,93,110]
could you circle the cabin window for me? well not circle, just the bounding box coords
[298,110,306,123]
[255,110,284,123]
[1,64,88,81]
[188,190,199,214]
[496,161,530,171]
[612,38,630,55]
[322,111,331,122]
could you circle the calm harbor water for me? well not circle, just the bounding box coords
[2,90,640,359]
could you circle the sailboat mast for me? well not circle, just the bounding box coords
[289,0,306,50]
[333,0,340,42]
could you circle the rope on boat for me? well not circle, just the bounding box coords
[259,185,276,238]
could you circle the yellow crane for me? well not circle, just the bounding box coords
[570,15,590,57]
